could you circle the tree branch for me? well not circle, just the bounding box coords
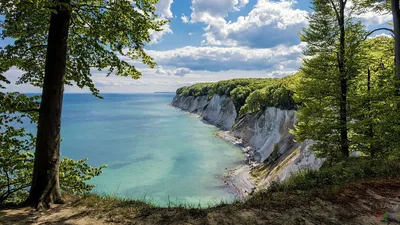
[327,0,340,25]
[21,45,47,55]
[365,28,395,39]
[71,4,110,10]
[20,108,40,113]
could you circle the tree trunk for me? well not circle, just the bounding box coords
[367,68,375,157]
[392,0,400,98]
[338,0,349,157]
[25,0,71,209]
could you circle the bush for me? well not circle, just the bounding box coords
[0,92,106,205]
[266,157,400,193]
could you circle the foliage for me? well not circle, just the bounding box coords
[59,157,107,195]
[294,27,399,160]
[0,92,38,204]
[349,36,400,158]
[266,157,400,192]
[230,85,252,111]
[293,0,368,159]
[176,83,214,97]
[0,91,106,204]
[353,0,391,13]
[0,0,167,97]
[1,0,160,205]
[176,77,296,114]
[240,83,296,115]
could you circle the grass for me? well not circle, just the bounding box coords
[74,192,239,210]
[70,157,400,213]
[2,157,400,224]
[260,157,400,193]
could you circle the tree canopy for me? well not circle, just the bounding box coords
[1,0,166,208]
[0,0,166,96]
[175,77,297,115]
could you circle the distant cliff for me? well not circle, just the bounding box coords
[171,94,323,190]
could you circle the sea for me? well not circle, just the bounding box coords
[28,93,245,207]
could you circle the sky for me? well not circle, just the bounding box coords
[2,0,393,93]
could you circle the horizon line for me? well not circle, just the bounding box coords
[18,92,177,94]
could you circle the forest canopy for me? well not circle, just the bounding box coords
[176,76,298,116]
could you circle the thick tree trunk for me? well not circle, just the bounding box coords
[25,0,71,209]
[338,0,349,157]
[392,0,400,99]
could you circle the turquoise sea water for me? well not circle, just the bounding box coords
[49,94,244,206]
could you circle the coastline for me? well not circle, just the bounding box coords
[218,131,257,200]
[169,103,257,200]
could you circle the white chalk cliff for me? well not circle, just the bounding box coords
[171,94,324,189]
[172,95,237,130]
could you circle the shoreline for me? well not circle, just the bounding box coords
[169,103,257,200]
[217,131,258,200]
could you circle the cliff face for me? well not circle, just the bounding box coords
[171,94,323,188]
[232,108,298,162]
[172,95,237,130]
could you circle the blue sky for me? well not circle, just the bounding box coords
[3,0,393,93]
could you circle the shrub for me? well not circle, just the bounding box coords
[266,157,400,193]
[0,92,106,205]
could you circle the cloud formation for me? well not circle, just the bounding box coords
[156,67,193,77]
[4,0,395,94]
[155,0,174,18]
[189,0,308,48]
[149,0,174,44]
[145,43,306,71]
[181,14,189,23]
[190,0,249,24]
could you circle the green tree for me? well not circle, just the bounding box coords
[293,0,367,159]
[350,36,400,158]
[230,85,252,112]
[0,91,105,205]
[0,93,38,204]
[0,0,166,208]
[355,0,400,100]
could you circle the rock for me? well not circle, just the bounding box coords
[171,94,324,190]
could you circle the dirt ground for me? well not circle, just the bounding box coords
[1,179,399,225]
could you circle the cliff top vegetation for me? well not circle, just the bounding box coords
[176,75,299,116]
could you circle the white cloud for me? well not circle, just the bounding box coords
[156,66,192,77]
[190,0,308,48]
[190,0,249,24]
[4,66,292,93]
[354,12,392,26]
[190,0,392,48]
[367,32,393,39]
[149,23,173,44]
[181,14,189,23]
[145,43,306,71]
[345,0,392,26]
[150,0,174,44]
[155,0,174,19]
[5,41,304,93]
[239,0,249,7]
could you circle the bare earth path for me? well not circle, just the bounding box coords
[1,179,399,225]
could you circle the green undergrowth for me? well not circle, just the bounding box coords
[74,193,239,210]
[264,157,400,193]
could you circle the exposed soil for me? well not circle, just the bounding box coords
[1,179,399,225]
